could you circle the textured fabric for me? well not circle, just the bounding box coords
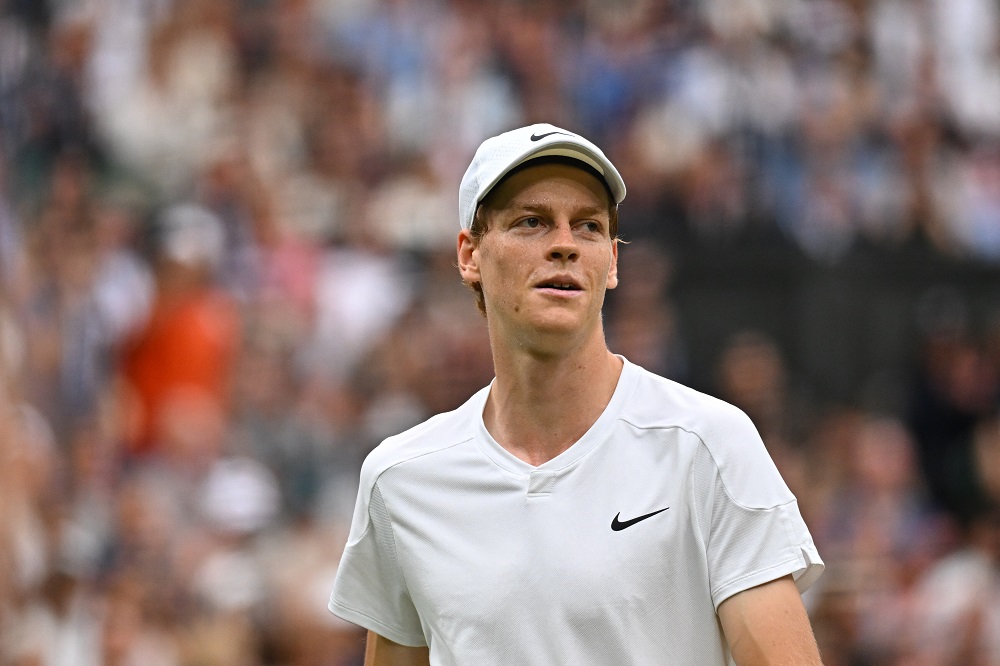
[330,358,823,665]
[457,123,626,229]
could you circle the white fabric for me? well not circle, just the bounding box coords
[330,358,823,665]
[458,123,627,230]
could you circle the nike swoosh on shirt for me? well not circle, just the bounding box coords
[530,131,572,141]
[611,507,670,531]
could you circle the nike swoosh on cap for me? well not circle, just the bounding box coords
[611,507,670,531]
[530,131,573,141]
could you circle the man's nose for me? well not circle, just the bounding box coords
[548,222,579,261]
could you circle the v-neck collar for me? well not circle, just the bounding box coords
[472,356,640,475]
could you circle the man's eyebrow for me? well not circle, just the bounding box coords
[506,202,610,217]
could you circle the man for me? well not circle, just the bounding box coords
[330,124,825,665]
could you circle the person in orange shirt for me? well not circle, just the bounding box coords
[119,204,239,457]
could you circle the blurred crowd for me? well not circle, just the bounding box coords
[1,0,1000,664]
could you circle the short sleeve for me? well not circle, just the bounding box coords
[692,409,824,609]
[329,482,427,646]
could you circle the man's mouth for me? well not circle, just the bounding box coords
[536,279,582,292]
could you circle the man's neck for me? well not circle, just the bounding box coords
[483,336,623,467]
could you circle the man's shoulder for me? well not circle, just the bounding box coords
[621,363,752,439]
[358,385,487,488]
[624,361,790,508]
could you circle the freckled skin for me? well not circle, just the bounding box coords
[458,162,618,359]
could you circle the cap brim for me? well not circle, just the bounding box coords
[478,140,626,208]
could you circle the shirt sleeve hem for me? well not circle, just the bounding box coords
[711,544,825,610]
[328,599,428,647]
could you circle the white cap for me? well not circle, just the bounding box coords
[160,203,225,268]
[200,456,280,534]
[458,123,626,230]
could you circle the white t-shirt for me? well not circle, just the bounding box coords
[330,358,823,665]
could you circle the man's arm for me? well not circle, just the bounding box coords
[364,631,430,666]
[717,575,823,666]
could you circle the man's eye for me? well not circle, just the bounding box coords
[519,217,541,228]
[581,221,600,233]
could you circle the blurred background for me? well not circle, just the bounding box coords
[1,0,1000,664]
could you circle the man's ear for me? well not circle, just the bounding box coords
[457,228,481,284]
[606,240,619,290]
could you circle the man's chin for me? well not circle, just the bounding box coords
[513,313,600,352]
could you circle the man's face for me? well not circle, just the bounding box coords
[458,161,618,352]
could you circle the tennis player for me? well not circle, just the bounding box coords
[330,124,825,665]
